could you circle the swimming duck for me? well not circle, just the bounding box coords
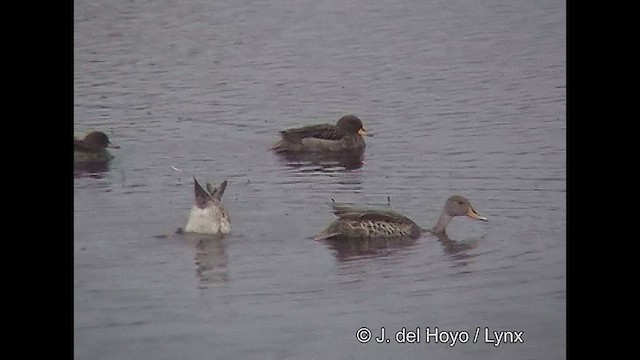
[315,195,488,240]
[74,131,119,162]
[183,177,231,235]
[271,114,368,153]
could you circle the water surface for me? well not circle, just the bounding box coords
[74,0,566,358]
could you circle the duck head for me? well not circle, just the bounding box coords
[432,195,488,234]
[336,115,367,137]
[81,131,120,150]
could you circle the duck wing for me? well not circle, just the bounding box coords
[330,204,415,224]
[74,139,94,152]
[280,124,343,144]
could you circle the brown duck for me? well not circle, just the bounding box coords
[74,131,119,162]
[315,195,488,240]
[271,114,368,153]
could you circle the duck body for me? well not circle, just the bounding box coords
[184,204,231,235]
[74,147,114,162]
[315,205,422,240]
[184,178,231,235]
[316,195,488,241]
[74,131,118,162]
[272,115,367,153]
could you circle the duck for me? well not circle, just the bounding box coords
[74,131,119,162]
[314,195,488,240]
[271,114,368,153]
[181,177,231,235]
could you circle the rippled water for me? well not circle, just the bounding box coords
[74,0,565,359]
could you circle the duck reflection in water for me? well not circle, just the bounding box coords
[193,235,229,287]
[74,161,111,178]
[432,231,480,265]
[319,231,480,262]
[318,235,419,261]
[275,148,366,171]
[169,233,229,287]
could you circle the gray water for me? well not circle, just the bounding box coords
[74,0,566,359]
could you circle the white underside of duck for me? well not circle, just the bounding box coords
[184,205,231,235]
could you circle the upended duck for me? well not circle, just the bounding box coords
[271,114,368,153]
[74,131,119,162]
[180,177,231,235]
[315,195,488,240]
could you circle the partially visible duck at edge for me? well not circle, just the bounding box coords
[177,177,231,235]
[271,114,368,153]
[74,131,120,162]
[315,195,488,240]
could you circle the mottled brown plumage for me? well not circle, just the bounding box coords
[315,196,488,240]
[271,115,367,152]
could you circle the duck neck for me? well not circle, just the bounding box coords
[432,212,452,234]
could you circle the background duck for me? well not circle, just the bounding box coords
[181,178,231,235]
[271,114,368,153]
[315,195,488,240]
[74,131,119,162]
